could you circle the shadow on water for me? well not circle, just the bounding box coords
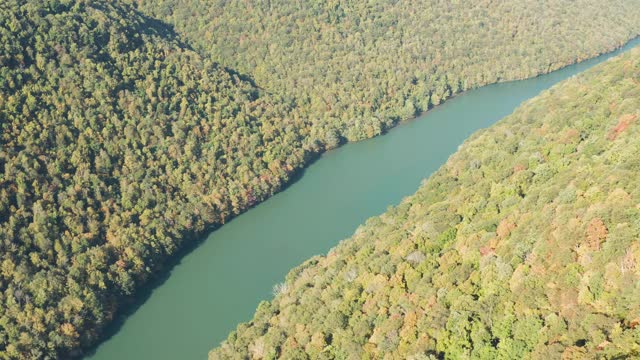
[80,148,322,358]
[84,36,640,360]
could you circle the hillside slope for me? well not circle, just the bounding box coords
[0,0,305,358]
[211,48,640,359]
[3,0,640,358]
[136,0,640,144]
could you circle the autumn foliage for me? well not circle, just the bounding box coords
[211,48,640,359]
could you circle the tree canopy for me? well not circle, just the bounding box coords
[210,47,640,359]
[1,0,640,358]
[0,0,306,357]
[136,0,640,143]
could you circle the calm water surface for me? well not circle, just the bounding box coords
[87,37,640,360]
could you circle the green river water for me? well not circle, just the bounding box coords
[86,37,640,359]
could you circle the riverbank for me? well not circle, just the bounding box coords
[86,37,640,360]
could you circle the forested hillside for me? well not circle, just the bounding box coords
[210,48,640,359]
[2,0,640,359]
[0,0,307,358]
[135,0,640,144]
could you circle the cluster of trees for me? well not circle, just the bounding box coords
[210,48,640,359]
[0,0,309,358]
[136,0,640,144]
[1,0,640,358]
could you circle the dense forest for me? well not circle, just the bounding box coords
[0,0,308,358]
[210,47,640,359]
[135,0,640,143]
[1,0,640,358]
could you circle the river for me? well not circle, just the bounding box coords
[86,37,640,359]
